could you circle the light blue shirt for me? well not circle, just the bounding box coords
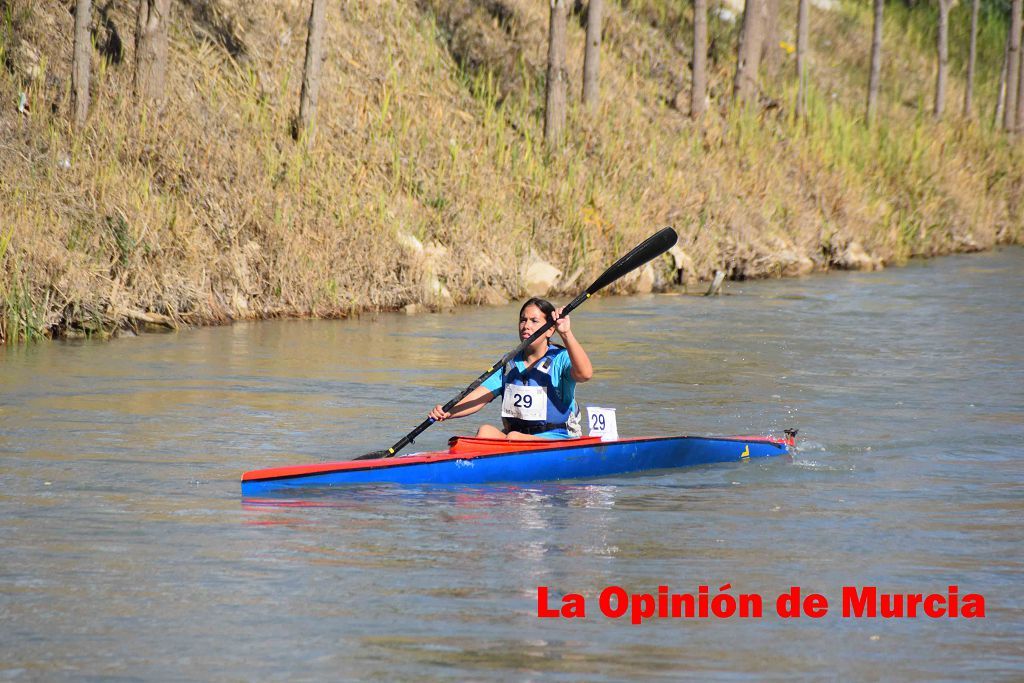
[481,345,577,415]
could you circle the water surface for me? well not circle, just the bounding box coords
[2,248,1022,680]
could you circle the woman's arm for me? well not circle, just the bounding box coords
[428,384,497,421]
[554,307,593,382]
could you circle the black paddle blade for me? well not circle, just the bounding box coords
[585,227,677,295]
[352,450,392,461]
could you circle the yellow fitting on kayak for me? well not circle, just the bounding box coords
[741,445,750,459]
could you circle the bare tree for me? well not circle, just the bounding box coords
[545,0,568,146]
[72,0,92,127]
[934,0,952,118]
[582,0,603,108]
[296,0,327,143]
[1004,0,1022,130]
[963,0,980,117]
[995,35,1010,127]
[134,0,171,104]
[795,0,809,118]
[866,0,883,125]
[1016,18,1024,131]
[691,0,708,118]
[733,0,766,105]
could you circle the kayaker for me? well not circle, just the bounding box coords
[428,297,593,440]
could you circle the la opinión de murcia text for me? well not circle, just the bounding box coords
[537,585,985,624]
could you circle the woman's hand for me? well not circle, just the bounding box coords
[429,405,450,422]
[554,306,571,336]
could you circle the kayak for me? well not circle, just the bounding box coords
[242,434,795,494]
[240,432,796,494]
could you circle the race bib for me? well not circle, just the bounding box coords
[586,406,618,441]
[501,385,547,422]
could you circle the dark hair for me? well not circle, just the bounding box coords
[520,297,556,323]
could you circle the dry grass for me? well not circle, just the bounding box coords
[0,0,1020,342]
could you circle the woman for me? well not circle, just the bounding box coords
[428,297,593,440]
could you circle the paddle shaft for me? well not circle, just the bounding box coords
[365,227,679,459]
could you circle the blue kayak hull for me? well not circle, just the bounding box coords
[241,435,792,494]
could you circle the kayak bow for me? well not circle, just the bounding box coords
[240,432,795,494]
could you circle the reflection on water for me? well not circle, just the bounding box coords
[1,248,1022,680]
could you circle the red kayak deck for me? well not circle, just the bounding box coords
[241,436,606,483]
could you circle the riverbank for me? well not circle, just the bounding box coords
[2,0,1021,342]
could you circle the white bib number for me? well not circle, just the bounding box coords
[501,385,547,422]
[586,406,618,441]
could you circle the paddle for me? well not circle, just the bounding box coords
[353,226,679,460]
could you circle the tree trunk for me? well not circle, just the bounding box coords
[582,0,602,108]
[866,0,883,125]
[733,0,766,105]
[760,0,781,75]
[72,0,92,127]
[1004,0,1022,130]
[963,0,979,118]
[296,0,327,143]
[795,0,809,118]
[995,33,1009,128]
[934,0,951,119]
[691,0,708,118]
[1016,18,1024,132]
[134,0,170,104]
[545,0,568,147]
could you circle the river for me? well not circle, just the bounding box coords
[1,248,1021,680]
